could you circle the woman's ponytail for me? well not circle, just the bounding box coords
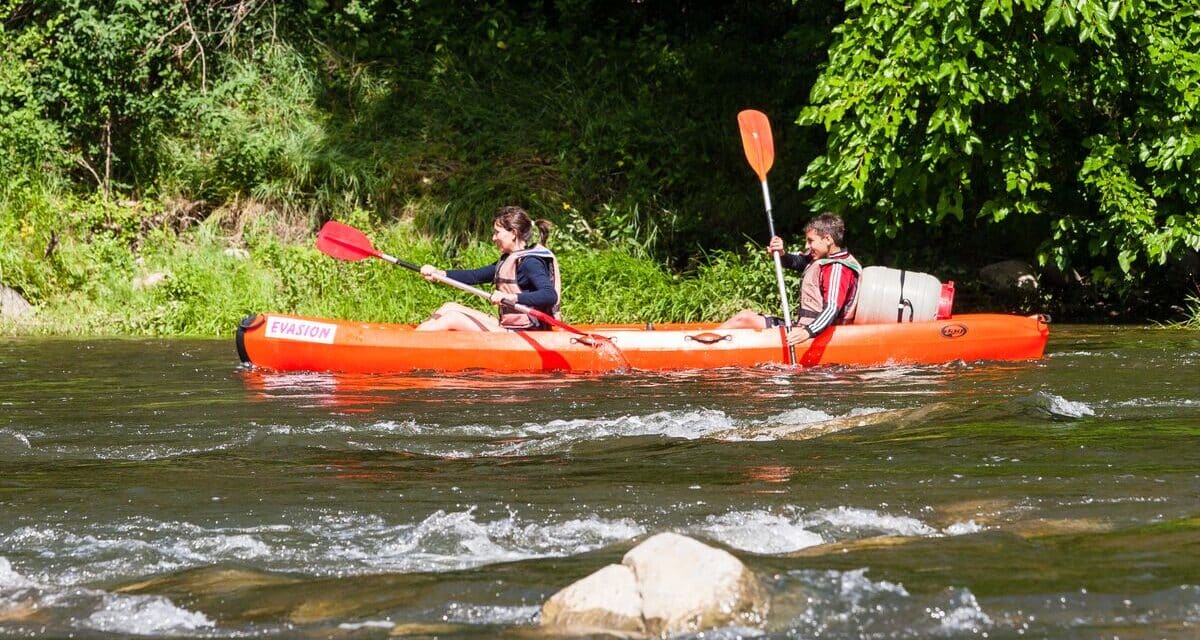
[534,219,553,246]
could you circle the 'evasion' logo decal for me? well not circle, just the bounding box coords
[265,317,338,344]
[940,324,968,338]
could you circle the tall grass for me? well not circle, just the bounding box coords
[1,189,795,336]
[1174,294,1200,329]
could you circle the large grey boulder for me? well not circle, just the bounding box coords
[979,260,1038,292]
[541,532,768,638]
[0,285,33,320]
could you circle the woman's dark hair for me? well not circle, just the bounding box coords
[494,205,552,246]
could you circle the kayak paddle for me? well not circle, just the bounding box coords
[315,221,619,347]
[738,109,795,364]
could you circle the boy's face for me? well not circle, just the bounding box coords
[804,229,836,258]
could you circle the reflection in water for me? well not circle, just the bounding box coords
[745,464,796,483]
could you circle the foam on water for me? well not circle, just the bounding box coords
[525,409,737,440]
[784,568,991,637]
[84,593,213,635]
[692,506,951,554]
[338,620,396,630]
[807,506,938,537]
[693,510,825,554]
[1116,397,1200,408]
[931,590,993,634]
[1,509,644,582]
[1049,350,1121,358]
[0,556,211,637]
[0,556,34,590]
[770,407,836,425]
[439,602,540,625]
[400,409,740,457]
[0,428,32,451]
[10,402,933,461]
[355,508,645,572]
[1036,392,1095,418]
[943,520,984,535]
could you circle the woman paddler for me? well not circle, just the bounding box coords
[415,206,561,332]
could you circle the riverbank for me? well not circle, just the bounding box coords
[0,192,783,336]
[2,192,1197,337]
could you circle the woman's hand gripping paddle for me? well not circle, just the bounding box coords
[738,109,795,364]
[316,221,629,366]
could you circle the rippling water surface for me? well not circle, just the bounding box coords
[1,326,1198,638]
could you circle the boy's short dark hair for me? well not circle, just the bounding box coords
[804,212,845,245]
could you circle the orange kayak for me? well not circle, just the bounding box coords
[236,313,1049,373]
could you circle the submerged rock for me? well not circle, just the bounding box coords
[0,285,33,320]
[0,597,45,623]
[541,532,768,637]
[979,260,1038,292]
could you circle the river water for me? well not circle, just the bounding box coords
[1,326,1197,639]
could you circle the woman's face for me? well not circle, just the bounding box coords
[492,222,524,253]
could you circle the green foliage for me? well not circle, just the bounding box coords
[146,1,832,249]
[1,191,790,335]
[1,1,189,191]
[3,0,1198,330]
[158,46,329,208]
[1177,293,1200,329]
[799,0,1200,278]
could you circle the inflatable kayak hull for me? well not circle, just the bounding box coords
[236,313,1049,373]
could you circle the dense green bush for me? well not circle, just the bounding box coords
[2,0,1198,331]
[798,0,1200,283]
[1,198,793,335]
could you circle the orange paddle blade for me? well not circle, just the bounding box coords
[317,221,379,262]
[737,109,774,182]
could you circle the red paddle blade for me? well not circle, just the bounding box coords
[737,109,774,182]
[316,221,379,262]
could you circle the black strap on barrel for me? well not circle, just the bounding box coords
[896,270,913,322]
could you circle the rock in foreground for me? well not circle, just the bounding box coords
[541,532,768,637]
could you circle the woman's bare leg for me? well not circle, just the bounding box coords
[415,302,502,332]
[717,309,769,330]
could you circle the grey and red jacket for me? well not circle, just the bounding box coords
[780,249,862,338]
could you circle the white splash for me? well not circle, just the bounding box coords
[0,556,34,589]
[933,589,993,633]
[84,593,213,635]
[1039,392,1095,418]
[531,409,737,440]
[0,429,32,450]
[693,510,824,554]
[771,407,836,425]
[808,506,938,537]
[439,603,540,625]
[787,568,992,637]
[0,509,627,583]
[943,520,984,535]
[338,620,396,630]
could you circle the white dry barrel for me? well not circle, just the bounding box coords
[853,266,943,324]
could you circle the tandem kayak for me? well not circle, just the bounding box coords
[235,313,1050,373]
